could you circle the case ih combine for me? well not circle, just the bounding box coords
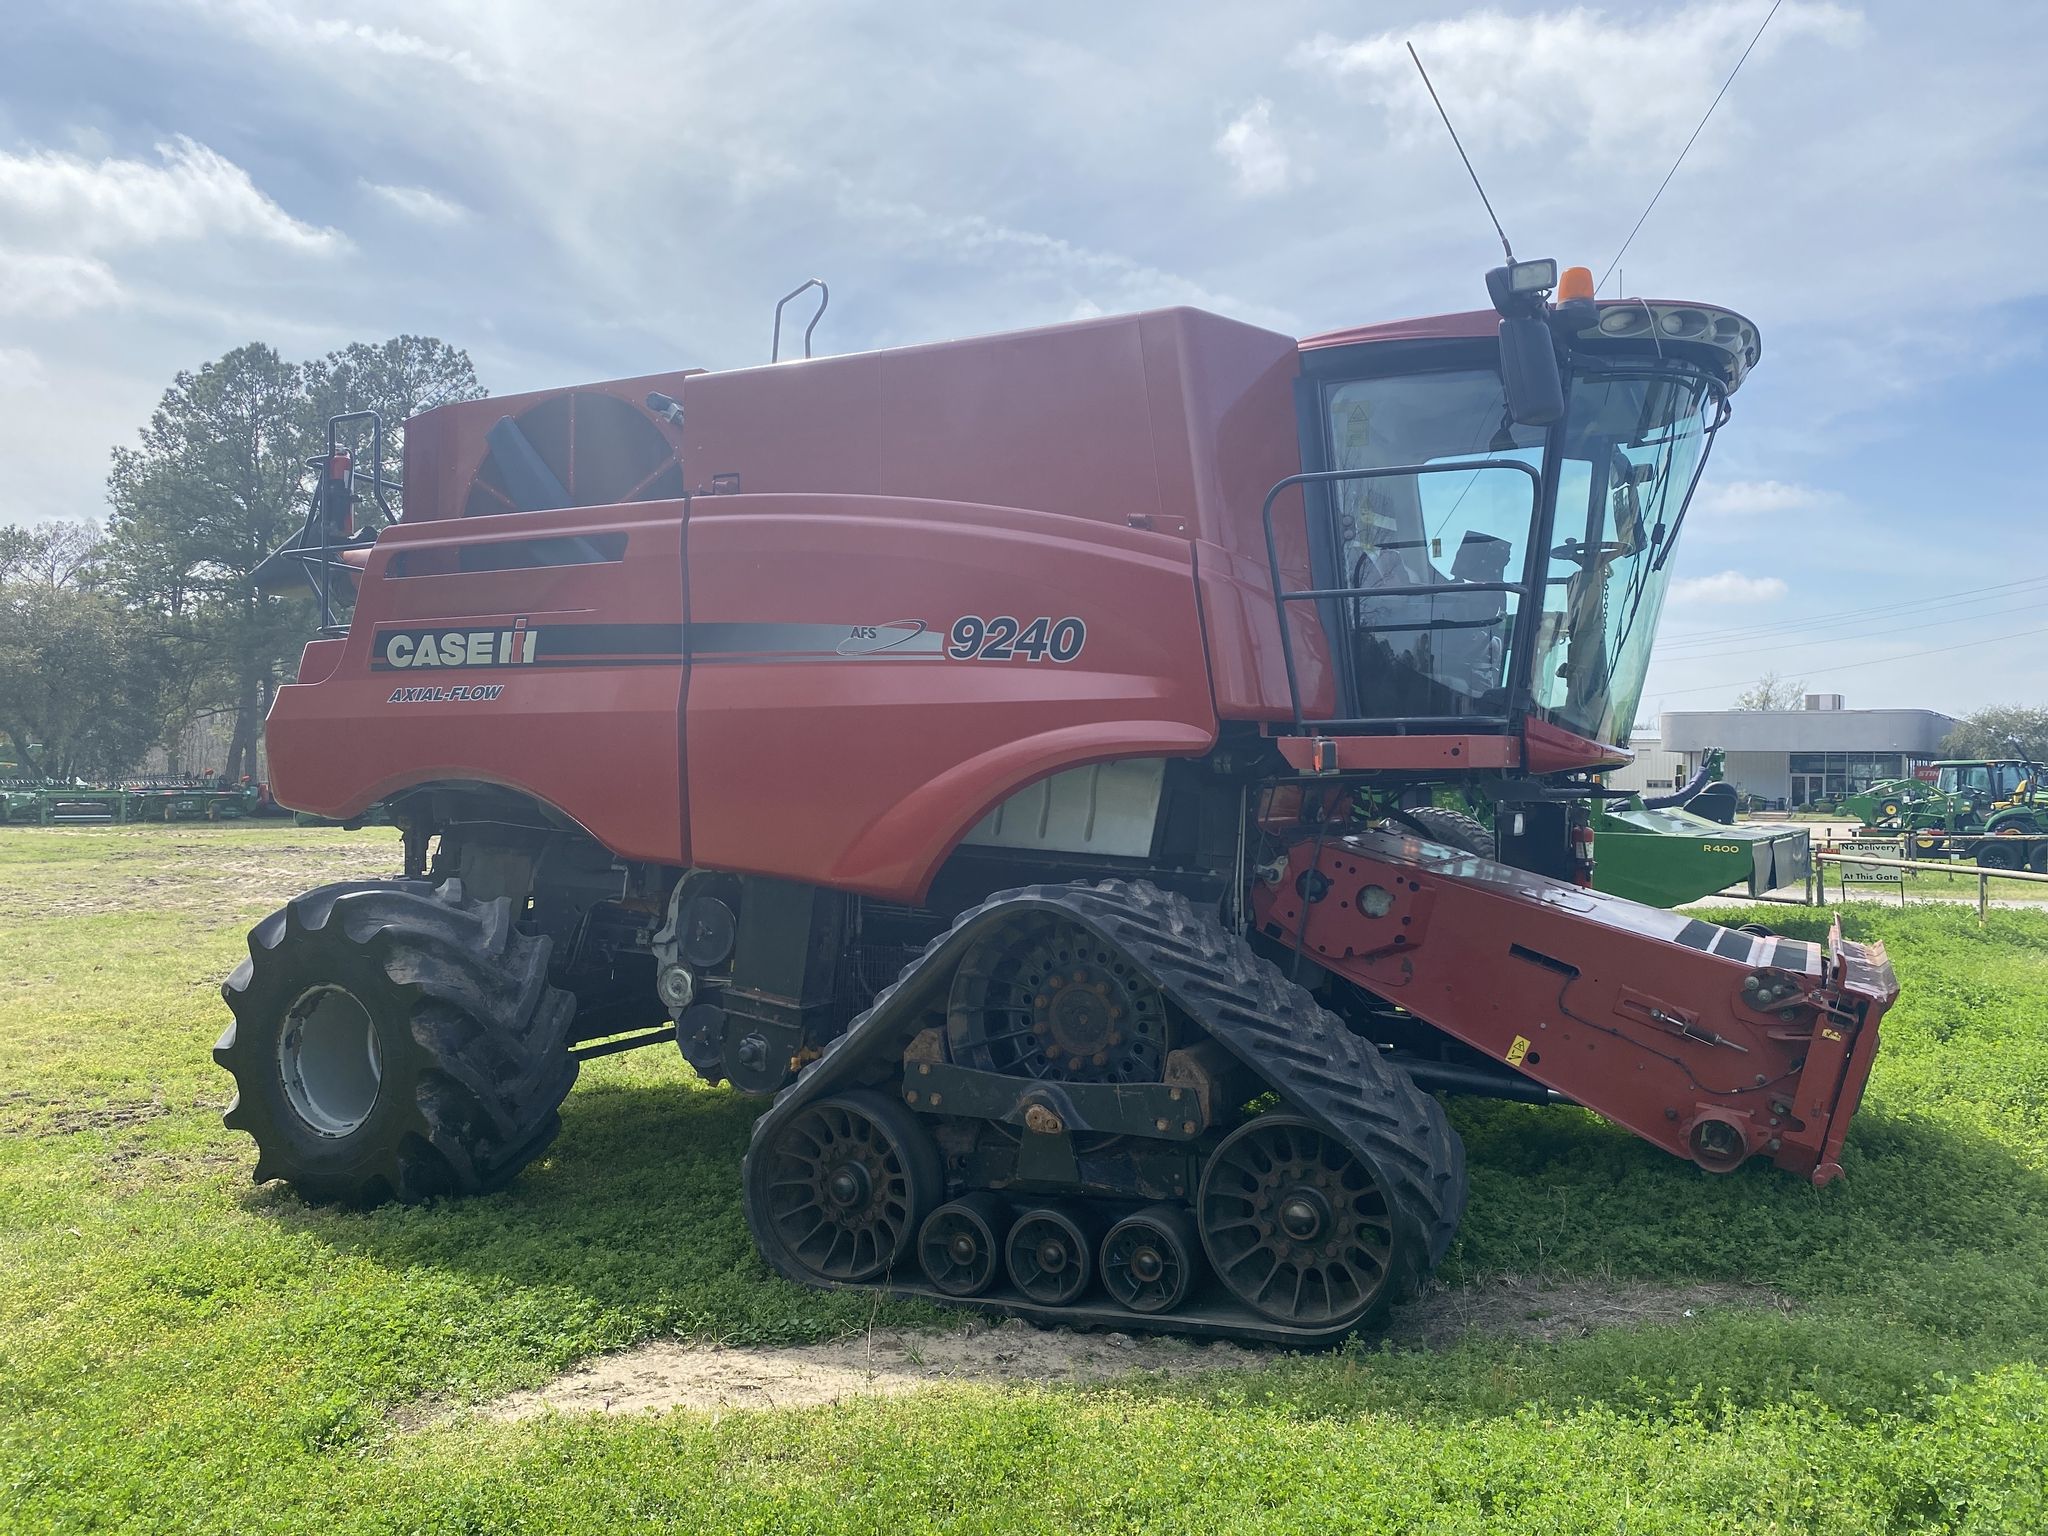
[217,262,1896,1343]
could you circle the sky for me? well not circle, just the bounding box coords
[1,0,2043,722]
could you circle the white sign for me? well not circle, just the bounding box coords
[1840,837,1905,883]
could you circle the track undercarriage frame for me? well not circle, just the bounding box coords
[738,838,1895,1341]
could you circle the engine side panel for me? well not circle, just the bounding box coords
[265,500,689,865]
[684,493,1217,902]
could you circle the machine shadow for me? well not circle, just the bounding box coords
[259,1072,938,1343]
[258,1068,2048,1389]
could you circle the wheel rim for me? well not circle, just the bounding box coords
[918,1197,1006,1296]
[1005,1208,1093,1304]
[1198,1116,1397,1328]
[1101,1207,1198,1314]
[761,1095,932,1283]
[276,985,382,1138]
[948,915,1169,1084]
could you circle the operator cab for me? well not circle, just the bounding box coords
[1935,759,2034,809]
[1288,265,1759,771]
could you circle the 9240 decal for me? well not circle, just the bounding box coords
[947,615,1085,662]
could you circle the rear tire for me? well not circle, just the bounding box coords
[215,879,578,1205]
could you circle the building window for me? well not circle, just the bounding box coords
[1788,752,1905,798]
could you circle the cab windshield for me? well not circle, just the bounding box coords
[1322,356,1722,747]
[1938,763,2026,799]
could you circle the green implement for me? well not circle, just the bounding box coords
[1591,797,1812,907]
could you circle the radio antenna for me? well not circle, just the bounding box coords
[1599,0,1783,291]
[1407,41,1514,263]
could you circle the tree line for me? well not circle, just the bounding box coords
[1,338,481,782]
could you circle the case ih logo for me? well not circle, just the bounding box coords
[376,620,537,670]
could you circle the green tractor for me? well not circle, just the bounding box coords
[1845,757,2045,863]
[1838,773,1955,832]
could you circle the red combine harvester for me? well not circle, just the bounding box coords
[220,263,1896,1342]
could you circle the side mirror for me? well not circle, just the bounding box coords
[1498,315,1564,426]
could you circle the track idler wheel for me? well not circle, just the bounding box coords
[1005,1206,1099,1306]
[918,1192,1010,1297]
[1197,1115,1412,1331]
[214,879,579,1206]
[750,1090,940,1284]
[948,913,1169,1084]
[1100,1204,1201,1314]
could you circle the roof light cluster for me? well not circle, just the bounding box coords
[1584,301,1762,390]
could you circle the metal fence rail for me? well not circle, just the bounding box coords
[1811,850,2048,922]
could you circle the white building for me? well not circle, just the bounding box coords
[1604,734,1687,795]
[1658,696,1956,809]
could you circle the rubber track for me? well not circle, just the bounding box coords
[744,879,1467,1342]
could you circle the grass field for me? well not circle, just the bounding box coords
[3,824,2046,1533]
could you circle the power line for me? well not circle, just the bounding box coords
[1599,0,1784,291]
[1650,621,2048,698]
[1656,571,2048,648]
[1655,594,2048,663]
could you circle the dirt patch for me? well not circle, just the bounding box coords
[485,1320,1261,1419]
[36,1099,172,1137]
[482,1277,1783,1420]
[0,841,398,921]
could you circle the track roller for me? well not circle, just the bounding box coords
[1100,1204,1201,1314]
[918,1193,1010,1296]
[1005,1206,1099,1306]
[1197,1114,1404,1331]
[749,1089,941,1284]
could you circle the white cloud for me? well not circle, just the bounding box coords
[1691,479,1828,518]
[831,186,1289,332]
[361,181,468,225]
[193,0,491,84]
[1670,570,1790,605]
[0,251,124,317]
[1296,3,1862,161]
[1215,98,1302,196]
[0,136,342,254]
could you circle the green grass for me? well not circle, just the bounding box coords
[2,824,2046,1533]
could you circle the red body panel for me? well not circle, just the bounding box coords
[681,307,1328,721]
[683,494,1216,900]
[266,500,689,865]
[1275,733,1522,774]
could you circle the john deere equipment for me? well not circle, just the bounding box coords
[218,260,1897,1343]
[1592,796,1810,906]
[1845,757,2045,868]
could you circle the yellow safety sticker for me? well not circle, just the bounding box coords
[1820,1026,1844,1042]
[1505,1035,1531,1067]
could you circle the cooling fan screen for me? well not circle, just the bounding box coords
[464,390,684,517]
